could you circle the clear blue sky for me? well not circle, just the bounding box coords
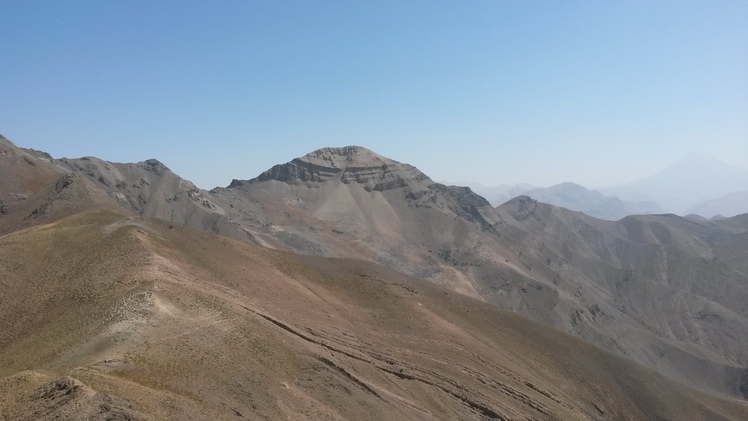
[2,1,747,189]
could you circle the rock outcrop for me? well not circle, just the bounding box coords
[233,146,431,194]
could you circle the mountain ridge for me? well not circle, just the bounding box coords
[2,135,748,409]
[2,208,746,419]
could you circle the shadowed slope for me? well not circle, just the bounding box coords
[0,135,74,234]
[0,136,254,244]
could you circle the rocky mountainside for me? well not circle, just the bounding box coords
[2,207,746,420]
[494,196,748,397]
[207,145,748,401]
[0,135,252,243]
[522,182,662,220]
[0,135,69,233]
[2,135,748,414]
[210,146,501,298]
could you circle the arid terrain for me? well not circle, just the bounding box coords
[2,135,747,419]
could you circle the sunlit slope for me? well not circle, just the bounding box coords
[213,146,748,400]
[1,210,746,420]
[3,137,748,406]
[212,146,504,299]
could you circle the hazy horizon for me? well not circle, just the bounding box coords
[3,1,746,189]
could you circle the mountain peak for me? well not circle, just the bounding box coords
[549,182,592,192]
[0,134,19,151]
[139,158,170,174]
[658,152,748,184]
[231,146,430,191]
[675,151,729,169]
[297,146,396,169]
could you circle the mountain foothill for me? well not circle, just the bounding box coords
[1,134,747,420]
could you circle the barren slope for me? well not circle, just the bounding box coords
[1,209,747,420]
[207,146,748,400]
[210,146,505,298]
[495,196,748,397]
[3,138,747,410]
[0,136,252,243]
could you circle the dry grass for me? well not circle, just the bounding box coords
[1,209,747,420]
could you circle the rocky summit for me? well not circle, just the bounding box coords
[231,146,431,194]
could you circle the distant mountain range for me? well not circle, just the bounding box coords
[521,182,662,220]
[454,182,536,206]
[601,152,748,215]
[471,152,748,220]
[687,191,748,218]
[2,134,748,419]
